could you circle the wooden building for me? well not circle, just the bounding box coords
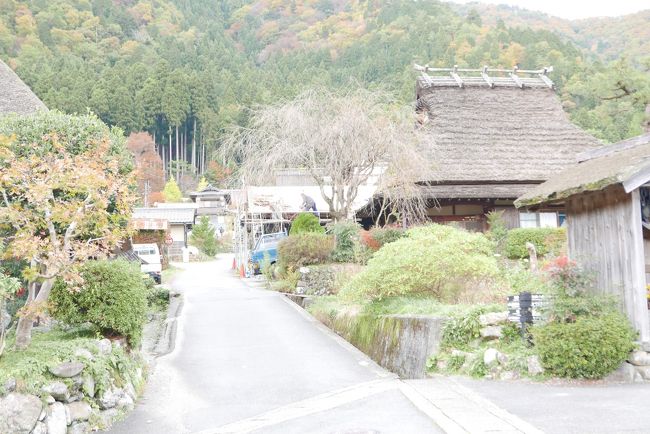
[516,133,650,342]
[413,65,601,231]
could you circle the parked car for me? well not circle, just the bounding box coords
[249,232,287,274]
[132,243,162,283]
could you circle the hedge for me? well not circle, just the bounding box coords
[505,227,566,259]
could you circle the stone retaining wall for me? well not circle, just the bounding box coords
[0,339,144,434]
[298,297,445,379]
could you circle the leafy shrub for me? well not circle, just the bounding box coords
[327,221,360,262]
[504,228,566,259]
[277,233,335,268]
[147,286,170,310]
[441,307,486,349]
[190,216,219,256]
[290,213,324,235]
[49,260,148,346]
[486,210,509,252]
[359,227,405,252]
[342,224,499,301]
[532,313,636,379]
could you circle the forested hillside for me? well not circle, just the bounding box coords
[0,0,648,185]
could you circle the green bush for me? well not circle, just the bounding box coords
[49,260,148,346]
[504,227,566,259]
[190,216,219,256]
[532,313,636,379]
[342,224,500,301]
[277,233,335,268]
[290,213,324,235]
[327,221,360,262]
[369,226,404,247]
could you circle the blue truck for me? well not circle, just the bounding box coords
[249,232,288,274]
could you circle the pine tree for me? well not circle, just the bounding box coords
[163,176,183,202]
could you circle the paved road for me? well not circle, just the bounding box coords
[454,376,650,434]
[110,256,442,434]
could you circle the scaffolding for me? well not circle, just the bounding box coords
[232,189,291,276]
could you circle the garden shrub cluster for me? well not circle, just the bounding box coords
[49,259,148,346]
[290,213,324,235]
[277,233,335,268]
[531,256,636,379]
[327,221,360,262]
[504,227,566,259]
[532,313,635,379]
[342,224,500,302]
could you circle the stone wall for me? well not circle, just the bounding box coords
[310,307,445,379]
[0,339,144,434]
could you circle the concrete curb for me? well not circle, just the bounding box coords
[152,290,184,358]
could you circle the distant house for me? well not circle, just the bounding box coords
[409,65,601,231]
[0,59,47,116]
[516,133,650,342]
[132,207,196,260]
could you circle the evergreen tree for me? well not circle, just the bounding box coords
[163,177,183,202]
[190,216,219,257]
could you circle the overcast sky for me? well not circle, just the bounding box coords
[448,0,650,19]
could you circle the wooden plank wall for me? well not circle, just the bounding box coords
[566,185,650,342]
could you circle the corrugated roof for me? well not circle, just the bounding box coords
[516,133,650,207]
[0,59,47,116]
[132,207,195,224]
[417,80,601,186]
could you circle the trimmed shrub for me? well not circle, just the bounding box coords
[277,233,335,268]
[532,313,636,379]
[290,213,324,235]
[342,224,500,301]
[49,260,148,346]
[327,221,360,262]
[504,227,566,259]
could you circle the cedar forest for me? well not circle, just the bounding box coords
[0,0,648,190]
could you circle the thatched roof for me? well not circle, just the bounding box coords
[0,59,46,116]
[516,133,650,207]
[416,68,601,199]
[420,183,535,200]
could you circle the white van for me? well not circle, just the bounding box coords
[132,243,162,284]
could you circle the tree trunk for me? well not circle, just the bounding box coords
[192,118,197,172]
[168,132,172,179]
[175,125,180,181]
[14,279,54,350]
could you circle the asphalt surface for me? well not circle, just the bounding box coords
[109,257,442,434]
[454,376,650,434]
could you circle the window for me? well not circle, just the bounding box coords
[519,212,538,228]
[519,212,559,228]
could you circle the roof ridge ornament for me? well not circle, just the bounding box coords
[414,64,554,90]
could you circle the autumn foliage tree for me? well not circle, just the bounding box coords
[0,111,136,350]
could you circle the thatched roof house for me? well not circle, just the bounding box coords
[515,133,650,342]
[0,59,46,116]
[413,65,601,230]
